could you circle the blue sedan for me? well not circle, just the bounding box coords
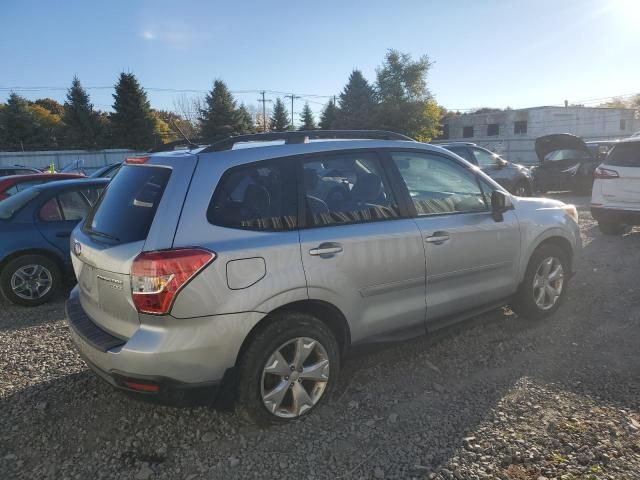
[0,178,108,306]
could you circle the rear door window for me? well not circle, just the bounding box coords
[208,160,297,231]
[301,152,400,227]
[605,143,640,167]
[58,191,91,220]
[84,165,171,244]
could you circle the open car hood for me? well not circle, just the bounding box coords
[535,134,591,163]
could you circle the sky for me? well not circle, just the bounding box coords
[1,0,639,124]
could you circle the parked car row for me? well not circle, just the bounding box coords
[0,162,121,306]
[61,130,581,424]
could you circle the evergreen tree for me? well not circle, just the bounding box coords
[375,50,440,141]
[110,72,156,150]
[0,93,58,150]
[200,80,240,138]
[335,70,377,129]
[62,76,102,149]
[319,101,338,129]
[236,104,256,134]
[269,98,290,132]
[298,103,316,130]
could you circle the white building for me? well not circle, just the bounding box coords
[437,106,640,164]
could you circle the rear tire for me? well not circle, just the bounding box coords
[0,254,61,306]
[598,221,631,235]
[511,244,569,320]
[236,312,340,425]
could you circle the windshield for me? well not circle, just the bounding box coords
[0,188,39,220]
[605,142,640,167]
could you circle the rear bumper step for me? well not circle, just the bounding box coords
[66,297,125,352]
[591,206,640,225]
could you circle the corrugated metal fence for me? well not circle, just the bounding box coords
[0,149,141,170]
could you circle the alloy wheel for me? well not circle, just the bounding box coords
[260,337,330,418]
[532,256,564,310]
[10,264,53,300]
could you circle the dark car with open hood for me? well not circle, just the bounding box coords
[532,133,599,194]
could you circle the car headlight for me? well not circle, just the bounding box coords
[562,204,579,223]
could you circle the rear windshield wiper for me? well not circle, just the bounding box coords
[84,228,120,243]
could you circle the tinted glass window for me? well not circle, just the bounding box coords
[463,126,474,138]
[472,147,500,168]
[84,165,170,244]
[208,160,297,231]
[487,123,499,136]
[544,149,591,162]
[605,142,640,167]
[446,146,474,163]
[58,191,91,220]
[303,153,399,227]
[39,198,63,222]
[392,151,488,215]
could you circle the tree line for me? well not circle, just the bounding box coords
[0,50,442,152]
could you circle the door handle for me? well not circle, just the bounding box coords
[56,231,72,238]
[425,232,450,245]
[309,242,343,256]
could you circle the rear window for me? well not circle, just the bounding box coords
[605,142,640,167]
[83,165,170,244]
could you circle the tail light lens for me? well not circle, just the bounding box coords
[131,248,215,314]
[594,166,619,179]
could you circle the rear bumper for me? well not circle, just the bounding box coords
[590,206,640,225]
[66,286,260,407]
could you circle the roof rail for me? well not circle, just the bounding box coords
[200,130,415,153]
[148,137,212,153]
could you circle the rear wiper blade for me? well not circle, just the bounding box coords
[85,229,120,242]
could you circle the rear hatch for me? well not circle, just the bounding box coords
[535,134,592,163]
[71,153,197,338]
[600,142,640,206]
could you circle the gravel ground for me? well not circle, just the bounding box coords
[1,194,639,480]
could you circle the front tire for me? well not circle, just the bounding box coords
[598,221,631,235]
[236,312,340,425]
[511,244,569,320]
[0,254,61,306]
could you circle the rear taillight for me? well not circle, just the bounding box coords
[126,156,151,164]
[130,248,215,314]
[594,166,619,179]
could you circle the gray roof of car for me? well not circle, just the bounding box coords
[150,139,454,169]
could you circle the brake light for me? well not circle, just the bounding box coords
[594,166,619,179]
[126,156,151,164]
[130,248,215,314]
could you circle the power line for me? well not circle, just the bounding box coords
[256,91,273,133]
[284,94,301,128]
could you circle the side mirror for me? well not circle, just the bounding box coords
[491,190,512,222]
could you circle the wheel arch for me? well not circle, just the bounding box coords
[520,234,574,288]
[0,248,67,274]
[234,299,351,369]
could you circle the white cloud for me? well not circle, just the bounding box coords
[141,30,156,40]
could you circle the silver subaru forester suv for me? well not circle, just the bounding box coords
[66,130,580,423]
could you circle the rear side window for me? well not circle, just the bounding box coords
[208,160,297,231]
[605,143,640,167]
[84,165,170,243]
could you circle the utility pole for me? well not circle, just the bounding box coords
[257,91,272,132]
[285,94,301,130]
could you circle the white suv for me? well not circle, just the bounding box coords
[591,138,640,234]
